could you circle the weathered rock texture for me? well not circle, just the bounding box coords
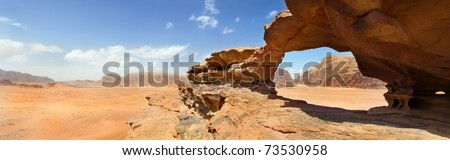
[299,55,386,89]
[127,85,449,140]
[187,47,272,85]
[187,1,450,122]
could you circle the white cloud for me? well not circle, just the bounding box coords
[190,0,221,29]
[166,22,174,30]
[65,45,127,66]
[0,39,25,56]
[0,39,63,63]
[29,43,63,54]
[0,17,27,29]
[189,15,218,28]
[65,44,189,66]
[65,49,105,62]
[204,0,220,15]
[130,44,189,59]
[222,27,235,34]
[5,55,27,63]
[235,17,240,23]
[0,39,63,55]
[266,10,278,19]
[1,40,191,81]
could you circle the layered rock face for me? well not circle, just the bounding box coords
[299,55,386,89]
[187,47,276,86]
[188,0,450,122]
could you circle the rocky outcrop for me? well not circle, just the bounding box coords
[187,1,450,122]
[0,79,14,86]
[125,92,182,140]
[299,55,386,89]
[0,79,44,88]
[127,84,449,139]
[187,47,269,85]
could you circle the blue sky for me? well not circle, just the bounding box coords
[0,0,351,81]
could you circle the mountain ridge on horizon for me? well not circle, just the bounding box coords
[0,68,54,83]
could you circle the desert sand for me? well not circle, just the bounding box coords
[3,84,443,140]
[0,85,172,140]
[277,85,388,110]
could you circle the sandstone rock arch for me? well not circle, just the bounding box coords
[187,0,450,122]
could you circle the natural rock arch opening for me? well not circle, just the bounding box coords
[278,48,386,89]
[275,48,388,110]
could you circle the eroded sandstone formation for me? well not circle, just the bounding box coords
[187,0,450,122]
[127,85,450,140]
[298,55,386,89]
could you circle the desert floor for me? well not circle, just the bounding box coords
[0,85,169,140]
[277,85,387,110]
[1,85,446,140]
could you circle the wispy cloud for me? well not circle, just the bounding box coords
[189,15,218,28]
[0,39,63,63]
[204,0,220,15]
[0,39,25,56]
[5,55,27,63]
[0,17,27,29]
[130,44,189,59]
[0,39,62,55]
[235,17,240,23]
[166,22,174,30]
[222,27,235,34]
[190,0,220,29]
[58,44,189,80]
[29,43,63,54]
[266,10,278,19]
[65,44,189,66]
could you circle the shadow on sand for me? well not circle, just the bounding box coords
[269,94,450,138]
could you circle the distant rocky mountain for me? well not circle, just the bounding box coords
[273,68,295,88]
[0,69,54,83]
[296,55,386,89]
[63,80,101,88]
